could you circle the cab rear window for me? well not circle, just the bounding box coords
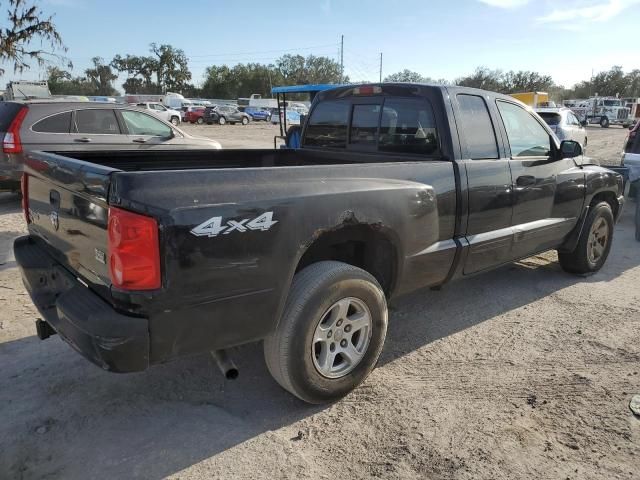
[304,100,349,148]
[304,97,440,156]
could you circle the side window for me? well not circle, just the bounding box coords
[378,98,439,155]
[121,110,172,137]
[32,111,72,133]
[569,113,580,125]
[350,104,380,146]
[456,94,499,159]
[496,101,551,157]
[304,100,350,148]
[75,109,120,134]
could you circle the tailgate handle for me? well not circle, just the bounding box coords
[75,137,92,143]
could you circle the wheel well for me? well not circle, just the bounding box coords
[296,225,397,296]
[591,191,618,218]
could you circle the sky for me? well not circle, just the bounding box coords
[2,0,639,91]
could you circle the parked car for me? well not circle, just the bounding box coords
[269,107,302,125]
[185,107,206,124]
[15,84,623,404]
[203,105,251,125]
[135,102,182,126]
[244,106,271,122]
[0,101,221,190]
[536,107,587,148]
[621,121,640,240]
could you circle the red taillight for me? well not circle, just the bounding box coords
[21,173,30,224]
[108,207,161,290]
[3,106,28,153]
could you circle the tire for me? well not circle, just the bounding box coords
[218,116,226,125]
[241,116,249,125]
[264,261,388,404]
[196,117,204,125]
[170,116,179,126]
[600,117,610,128]
[558,201,614,274]
[623,124,631,129]
[266,115,272,123]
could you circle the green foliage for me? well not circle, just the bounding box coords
[111,43,191,94]
[200,54,343,99]
[384,68,447,84]
[0,0,69,76]
[47,57,117,96]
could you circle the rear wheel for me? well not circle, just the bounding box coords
[218,116,226,125]
[558,202,614,274]
[264,261,388,404]
[241,116,249,125]
[600,117,610,128]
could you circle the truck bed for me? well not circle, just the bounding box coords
[59,148,431,172]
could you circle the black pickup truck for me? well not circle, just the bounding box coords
[15,84,624,404]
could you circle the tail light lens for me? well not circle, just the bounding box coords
[3,106,28,153]
[20,174,30,224]
[108,207,161,290]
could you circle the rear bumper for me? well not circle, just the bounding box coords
[14,236,149,373]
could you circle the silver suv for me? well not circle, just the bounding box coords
[0,101,221,191]
[536,107,587,149]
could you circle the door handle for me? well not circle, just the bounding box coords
[516,175,536,187]
[132,138,147,143]
[75,137,91,143]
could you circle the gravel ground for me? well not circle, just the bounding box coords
[0,126,638,480]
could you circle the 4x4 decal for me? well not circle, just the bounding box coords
[190,212,278,237]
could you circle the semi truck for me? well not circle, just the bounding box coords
[566,97,632,128]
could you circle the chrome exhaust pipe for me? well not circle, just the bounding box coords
[211,349,239,380]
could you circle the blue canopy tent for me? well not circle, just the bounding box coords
[270,84,344,148]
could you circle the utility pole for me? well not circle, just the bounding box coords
[379,52,383,83]
[340,35,344,83]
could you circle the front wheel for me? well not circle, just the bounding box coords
[241,116,249,125]
[170,116,179,126]
[264,261,388,404]
[196,117,204,125]
[558,201,614,274]
[600,117,610,128]
[218,116,226,125]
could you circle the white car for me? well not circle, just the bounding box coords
[136,102,182,126]
[536,107,587,148]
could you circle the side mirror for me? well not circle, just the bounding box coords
[560,140,582,158]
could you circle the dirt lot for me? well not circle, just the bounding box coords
[0,125,638,479]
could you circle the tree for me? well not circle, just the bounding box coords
[384,69,433,83]
[84,57,118,96]
[149,43,191,92]
[501,70,554,93]
[0,0,69,76]
[275,54,343,85]
[111,44,192,94]
[455,67,503,91]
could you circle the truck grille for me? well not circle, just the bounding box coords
[618,109,628,120]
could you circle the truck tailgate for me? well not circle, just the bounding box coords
[23,152,118,299]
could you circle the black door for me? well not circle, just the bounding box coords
[452,92,515,274]
[495,100,585,260]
